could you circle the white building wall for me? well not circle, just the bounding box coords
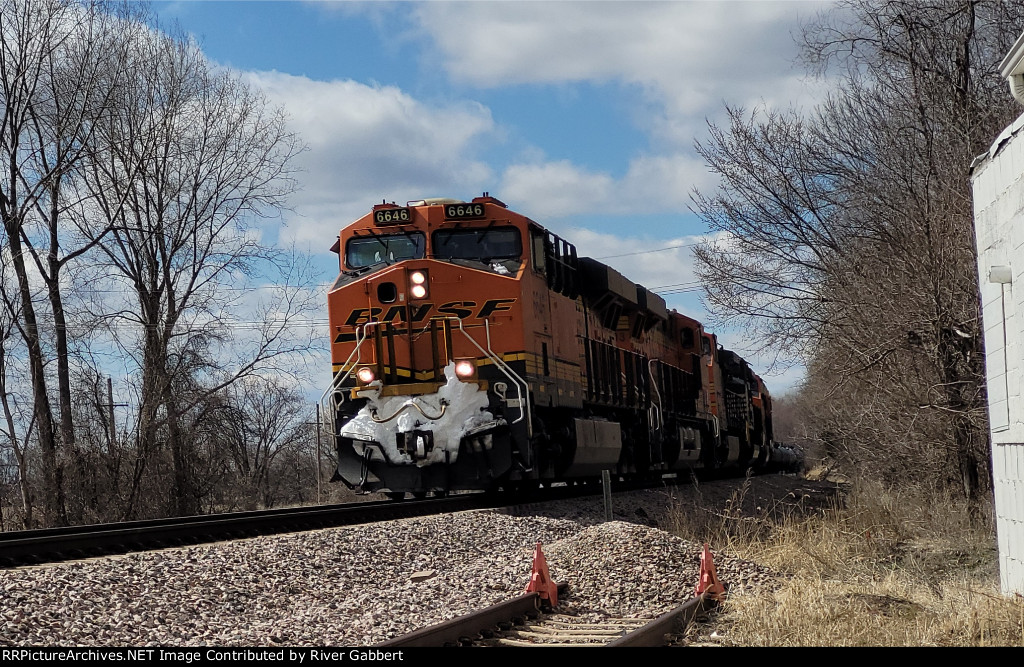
[971,112,1024,595]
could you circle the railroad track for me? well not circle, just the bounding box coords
[378,585,716,647]
[0,495,489,568]
[0,470,778,569]
[0,477,649,568]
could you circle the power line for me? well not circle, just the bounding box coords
[595,243,696,260]
[649,280,702,290]
[655,286,703,296]
[65,283,331,296]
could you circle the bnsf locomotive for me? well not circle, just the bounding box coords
[323,194,797,497]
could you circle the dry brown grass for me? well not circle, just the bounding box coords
[671,474,1024,646]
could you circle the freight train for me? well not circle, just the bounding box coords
[322,194,800,497]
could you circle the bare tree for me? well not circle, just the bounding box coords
[692,0,1024,502]
[80,22,310,518]
[206,378,310,510]
[0,275,33,528]
[0,1,316,526]
[0,0,145,525]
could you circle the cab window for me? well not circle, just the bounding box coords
[681,328,695,348]
[345,232,425,269]
[432,227,521,262]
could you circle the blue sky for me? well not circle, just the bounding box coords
[152,0,829,393]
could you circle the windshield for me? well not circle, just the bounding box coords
[432,228,521,262]
[345,232,425,269]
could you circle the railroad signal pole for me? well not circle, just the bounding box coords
[306,406,326,505]
[97,376,127,450]
[602,469,613,521]
[107,377,116,446]
[315,403,322,504]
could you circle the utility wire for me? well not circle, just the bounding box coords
[595,243,696,260]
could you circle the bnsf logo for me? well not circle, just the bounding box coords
[342,298,517,327]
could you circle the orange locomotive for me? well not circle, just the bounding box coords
[322,194,794,497]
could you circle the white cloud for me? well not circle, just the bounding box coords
[498,152,715,220]
[242,3,836,249]
[500,161,614,217]
[415,1,826,127]
[417,3,787,85]
[403,2,830,220]
[244,71,498,251]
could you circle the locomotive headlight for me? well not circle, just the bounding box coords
[454,359,476,379]
[409,270,428,299]
[356,367,376,384]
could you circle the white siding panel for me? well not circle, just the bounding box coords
[973,124,1024,594]
[993,402,1010,433]
[1004,447,1024,596]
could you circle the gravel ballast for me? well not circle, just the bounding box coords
[0,488,791,646]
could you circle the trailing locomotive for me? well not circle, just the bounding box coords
[322,194,797,497]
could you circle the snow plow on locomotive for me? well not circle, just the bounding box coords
[322,194,799,497]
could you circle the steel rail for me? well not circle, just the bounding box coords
[0,495,491,568]
[606,594,713,646]
[0,475,633,568]
[379,589,714,647]
[377,584,569,648]
[1,470,794,569]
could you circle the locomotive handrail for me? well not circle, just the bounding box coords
[319,321,377,435]
[461,317,533,438]
[647,359,663,432]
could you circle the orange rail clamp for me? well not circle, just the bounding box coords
[525,542,558,608]
[695,543,726,601]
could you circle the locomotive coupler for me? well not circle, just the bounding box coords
[397,429,435,460]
